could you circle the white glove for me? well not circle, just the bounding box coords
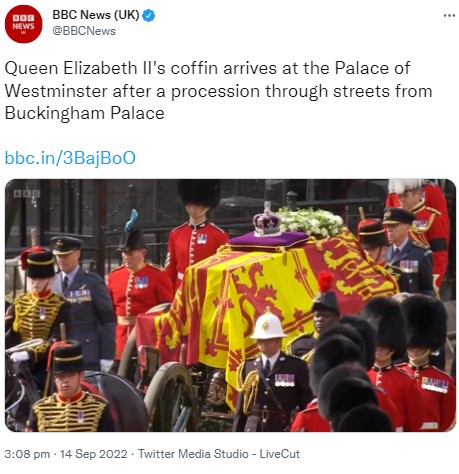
[100,359,114,372]
[10,351,30,362]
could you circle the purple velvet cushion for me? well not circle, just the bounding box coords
[228,231,309,251]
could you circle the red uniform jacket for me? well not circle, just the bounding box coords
[290,387,398,432]
[409,200,449,287]
[398,362,456,432]
[165,220,228,291]
[107,263,173,359]
[368,364,424,431]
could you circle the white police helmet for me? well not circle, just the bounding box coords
[251,307,287,339]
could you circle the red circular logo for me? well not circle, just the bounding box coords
[5,5,42,43]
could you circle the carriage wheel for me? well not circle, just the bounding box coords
[117,327,138,382]
[143,362,199,432]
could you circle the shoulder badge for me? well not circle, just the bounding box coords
[412,241,430,250]
[210,222,227,233]
[147,262,166,271]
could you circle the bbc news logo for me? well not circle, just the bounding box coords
[5,5,43,43]
[14,189,40,198]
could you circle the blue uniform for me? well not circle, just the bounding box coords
[384,240,435,296]
[53,267,116,370]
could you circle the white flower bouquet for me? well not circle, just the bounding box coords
[277,207,344,239]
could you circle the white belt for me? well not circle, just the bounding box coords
[395,427,404,432]
[177,272,184,281]
[421,421,439,430]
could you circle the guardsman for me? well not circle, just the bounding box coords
[51,235,116,372]
[362,296,424,432]
[398,295,456,432]
[107,213,173,363]
[5,247,72,390]
[287,271,340,366]
[387,179,449,291]
[165,179,229,292]
[26,340,115,432]
[357,218,388,266]
[233,308,313,432]
[382,207,435,296]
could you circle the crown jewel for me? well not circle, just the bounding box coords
[253,201,282,237]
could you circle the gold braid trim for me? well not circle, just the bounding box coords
[303,348,315,367]
[240,370,260,416]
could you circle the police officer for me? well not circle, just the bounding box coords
[398,295,456,431]
[287,271,340,366]
[165,180,229,292]
[6,247,72,390]
[383,207,435,296]
[107,223,173,362]
[233,308,313,432]
[26,340,115,432]
[51,236,116,372]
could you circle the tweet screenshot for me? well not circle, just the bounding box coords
[1,0,457,472]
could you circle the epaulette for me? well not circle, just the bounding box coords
[287,332,314,347]
[110,264,126,273]
[425,206,441,216]
[394,366,416,380]
[429,365,453,378]
[170,222,189,232]
[147,262,166,271]
[210,222,227,233]
[83,271,104,281]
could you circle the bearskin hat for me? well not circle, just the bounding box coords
[319,373,378,430]
[401,295,447,351]
[178,179,221,209]
[339,316,377,370]
[336,405,393,432]
[310,333,364,396]
[316,363,373,422]
[361,297,406,358]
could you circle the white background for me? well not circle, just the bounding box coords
[1,0,457,472]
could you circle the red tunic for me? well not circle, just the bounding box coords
[107,263,173,359]
[290,399,330,432]
[165,220,228,291]
[368,364,424,431]
[398,362,456,431]
[290,387,398,432]
[409,200,449,287]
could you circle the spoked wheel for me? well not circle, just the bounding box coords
[143,362,199,432]
[117,327,139,382]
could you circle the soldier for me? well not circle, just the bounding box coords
[51,235,116,372]
[233,308,313,432]
[165,179,229,292]
[357,218,388,266]
[398,295,456,431]
[387,179,449,291]
[26,341,115,432]
[383,207,435,296]
[361,296,424,432]
[107,220,173,363]
[287,271,340,366]
[5,247,72,390]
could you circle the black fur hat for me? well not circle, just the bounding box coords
[316,363,372,421]
[401,295,447,351]
[320,375,378,430]
[178,180,221,209]
[336,405,393,432]
[361,297,406,358]
[339,316,377,370]
[53,340,84,374]
[310,333,364,396]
